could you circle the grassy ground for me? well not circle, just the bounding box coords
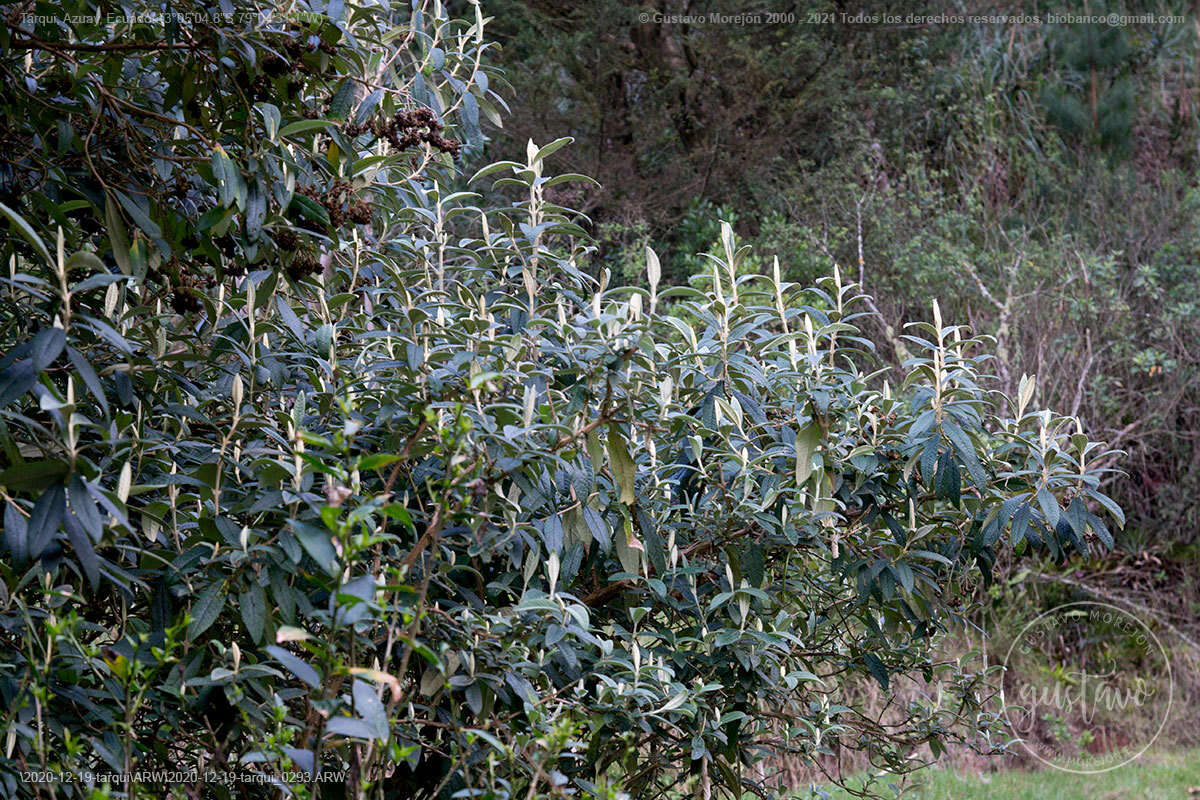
[812,750,1200,799]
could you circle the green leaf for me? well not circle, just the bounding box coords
[941,418,987,487]
[240,584,267,644]
[863,652,889,690]
[65,250,106,273]
[212,145,241,208]
[533,137,573,164]
[1037,486,1061,529]
[354,89,384,126]
[794,420,820,485]
[352,679,388,738]
[187,582,226,638]
[257,102,281,140]
[581,505,610,550]
[934,450,960,505]
[358,454,402,471]
[245,179,267,241]
[328,80,355,120]
[0,359,38,408]
[31,328,66,371]
[266,645,321,688]
[292,520,339,575]
[1085,488,1125,528]
[112,189,161,240]
[104,195,134,276]
[743,541,764,588]
[279,119,335,138]
[614,515,642,574]
[275,295,307,341]
[288,192,331,230]
[63,511,99,589]
[910,549,953,566]
[67,475,102,538]
[543,173,602,188]
[26,484,65,560]
[326,716,378,740]
[3,502,29,565]
[0,201,53,267]
[607,425,636,505]
[1088,511,1115,550]
[468,160,523,184]
[460,91,482,146]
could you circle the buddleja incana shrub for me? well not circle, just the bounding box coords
[0,5,1122,800]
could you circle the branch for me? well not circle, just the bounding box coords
[9,27,202,53]
[1069,329,1094,420]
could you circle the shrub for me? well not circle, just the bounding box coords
[0,2,1122,799]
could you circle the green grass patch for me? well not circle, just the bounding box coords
[809,749,1200,799]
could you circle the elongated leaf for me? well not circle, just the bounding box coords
[1037,486,1061,529]
[607,425,636,505]
[257,102,281,140]
[275,295,307,342]
[188,582,226,638]
[245,179,267,241]
[794,420,820,485]
[240,583,267,644]
[113,189,161,240]
[27,484,65,560]
[354,89,383,126]
[67,475,103,539]
[352,679,388,738]
[864,652,889,690]
[0,359,37,408]
[0,460,69,492]
[282,747,314,773]
[0,201,52,266]
[325,717,378,740]
[540,514,564,554]
[30,328,65,371]
[461,91,482,146]
[279,119,334,138]
[212,145,241,208]
[581,505,610,550]
[66,347,108,415]
[104,195,133,275]
[614,516,642,574]
[266,645,321,688]
[65,250,106,274]
[4,501,29,564]
[941,418,986,487]
[63,510,99,589]
[328,80,355,120]
[289,192,331,230]
[533,137,573,164]
[1088,511,1114,550]
[292,520,339,575]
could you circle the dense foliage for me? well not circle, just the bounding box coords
[0,2,1124,799]
[486,0,1198,549]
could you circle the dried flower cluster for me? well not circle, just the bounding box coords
[298,181,374,229]
[345,107,460,157]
